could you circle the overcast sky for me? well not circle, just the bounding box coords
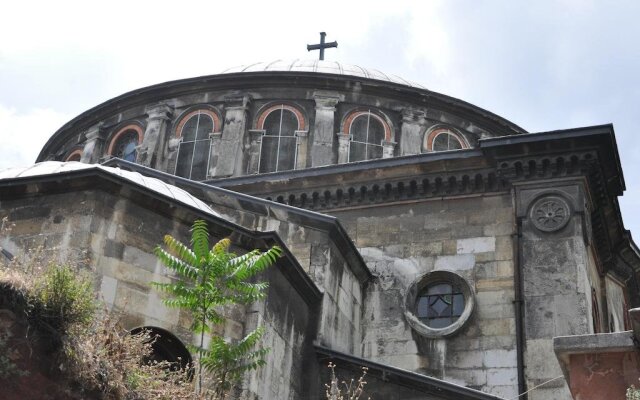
[1,0,639,235]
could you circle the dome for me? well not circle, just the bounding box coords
[221,59,427,89]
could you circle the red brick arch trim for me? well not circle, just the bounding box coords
[424,127,468,151]
[256,104,306,130]
[342,110,392,142]
[174,109,222,138]
[65,148,83,162]
[107,124,144,156]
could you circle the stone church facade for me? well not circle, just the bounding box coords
[1,60,638,399]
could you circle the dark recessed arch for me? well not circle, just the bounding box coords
[130,326,192,372]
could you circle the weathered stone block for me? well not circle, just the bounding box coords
[434,254,475,271]
[486,367,517,386]
[457,237,496,254]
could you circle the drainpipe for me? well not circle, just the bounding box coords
[513,214,527,399]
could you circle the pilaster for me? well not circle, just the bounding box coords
[80,123,105,164]
[295,130,309,170]
[217,95,250,177]
[336,133,351,164]
[311,91,343,167]
[138,104,172,167]
[516,181,592,400]
[399,108,426,155]
[246,130,265,175]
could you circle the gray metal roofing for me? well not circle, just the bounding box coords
[221,59,427,89]
[0,161,221,218]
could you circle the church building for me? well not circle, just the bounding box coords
[1,59,638,399]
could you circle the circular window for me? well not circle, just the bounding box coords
[405,270,474,338]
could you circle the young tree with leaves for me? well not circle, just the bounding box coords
[152,220,281,398]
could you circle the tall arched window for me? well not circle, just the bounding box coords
[107,125,144,162]
[424,127,468,152]
[344,110,391,162]
[257,104,304,173]
[175,109,219,181]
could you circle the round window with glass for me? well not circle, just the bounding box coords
[415,281,465,329]
[405,271,474,338]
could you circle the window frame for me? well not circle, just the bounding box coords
[405,270,475,338]
[107,124,144,162]
[256,104,306,173]
[424,127,468,152]
[174,108,221,181]
[342,109,392,163]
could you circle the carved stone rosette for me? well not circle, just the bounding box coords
[529,195,571,232]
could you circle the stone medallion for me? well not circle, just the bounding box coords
[530,195,571,232]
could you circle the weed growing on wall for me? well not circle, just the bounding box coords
[153,219,281,398]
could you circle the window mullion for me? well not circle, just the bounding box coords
[275,105,284,172]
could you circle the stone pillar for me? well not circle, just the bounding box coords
[516,181,591,400]
[311,91,343,167]
[336,133,351,164]
[399,108,426,155]
[217,95,250,177]
[295,130,309,169]
[137,104,172,167]
[382,140,396,158]
[246,130,265,174]
[207,132,223,178]
[80,123,105,164]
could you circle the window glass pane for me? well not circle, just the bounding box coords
[350,115,369,143]
[279,110,297,137]
[368,118,385,146]
[416,281,465,328]
[175,141,194,178]
[196,114,213,141]
[259,135,279,173]
[349,141,367,162]
[181,116,198,142]
[113,130,138,161]
[367,144,383,160]
[264,110,283,136]
[452,293,465,316]
[122,142,137,162]
[277,136,297,171]
[433,132,463,151]
[190,139,210,181]
[427,283,451,295]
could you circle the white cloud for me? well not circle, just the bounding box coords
[0,105,71,169]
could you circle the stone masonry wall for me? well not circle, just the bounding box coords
[332,193,518,399]
[214,204,364,355]
[0,189,316,399]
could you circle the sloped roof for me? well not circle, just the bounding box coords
[0,161,220,218]
[221,59,427,89]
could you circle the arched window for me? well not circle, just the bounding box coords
[65,149,83,162]
[107,125,144,162]
[424,128,467,152]
[257,104,304,173]
[175,109,219,181]
[344,110,391,162]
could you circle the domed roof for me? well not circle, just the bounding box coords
[221,59,427,89]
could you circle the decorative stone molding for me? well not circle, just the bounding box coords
[404,270,475,338]
[529,195,572,233]
[263,168,507,210]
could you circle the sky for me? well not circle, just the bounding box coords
[1,0,639,235]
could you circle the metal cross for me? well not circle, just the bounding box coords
[307,32,338,61]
